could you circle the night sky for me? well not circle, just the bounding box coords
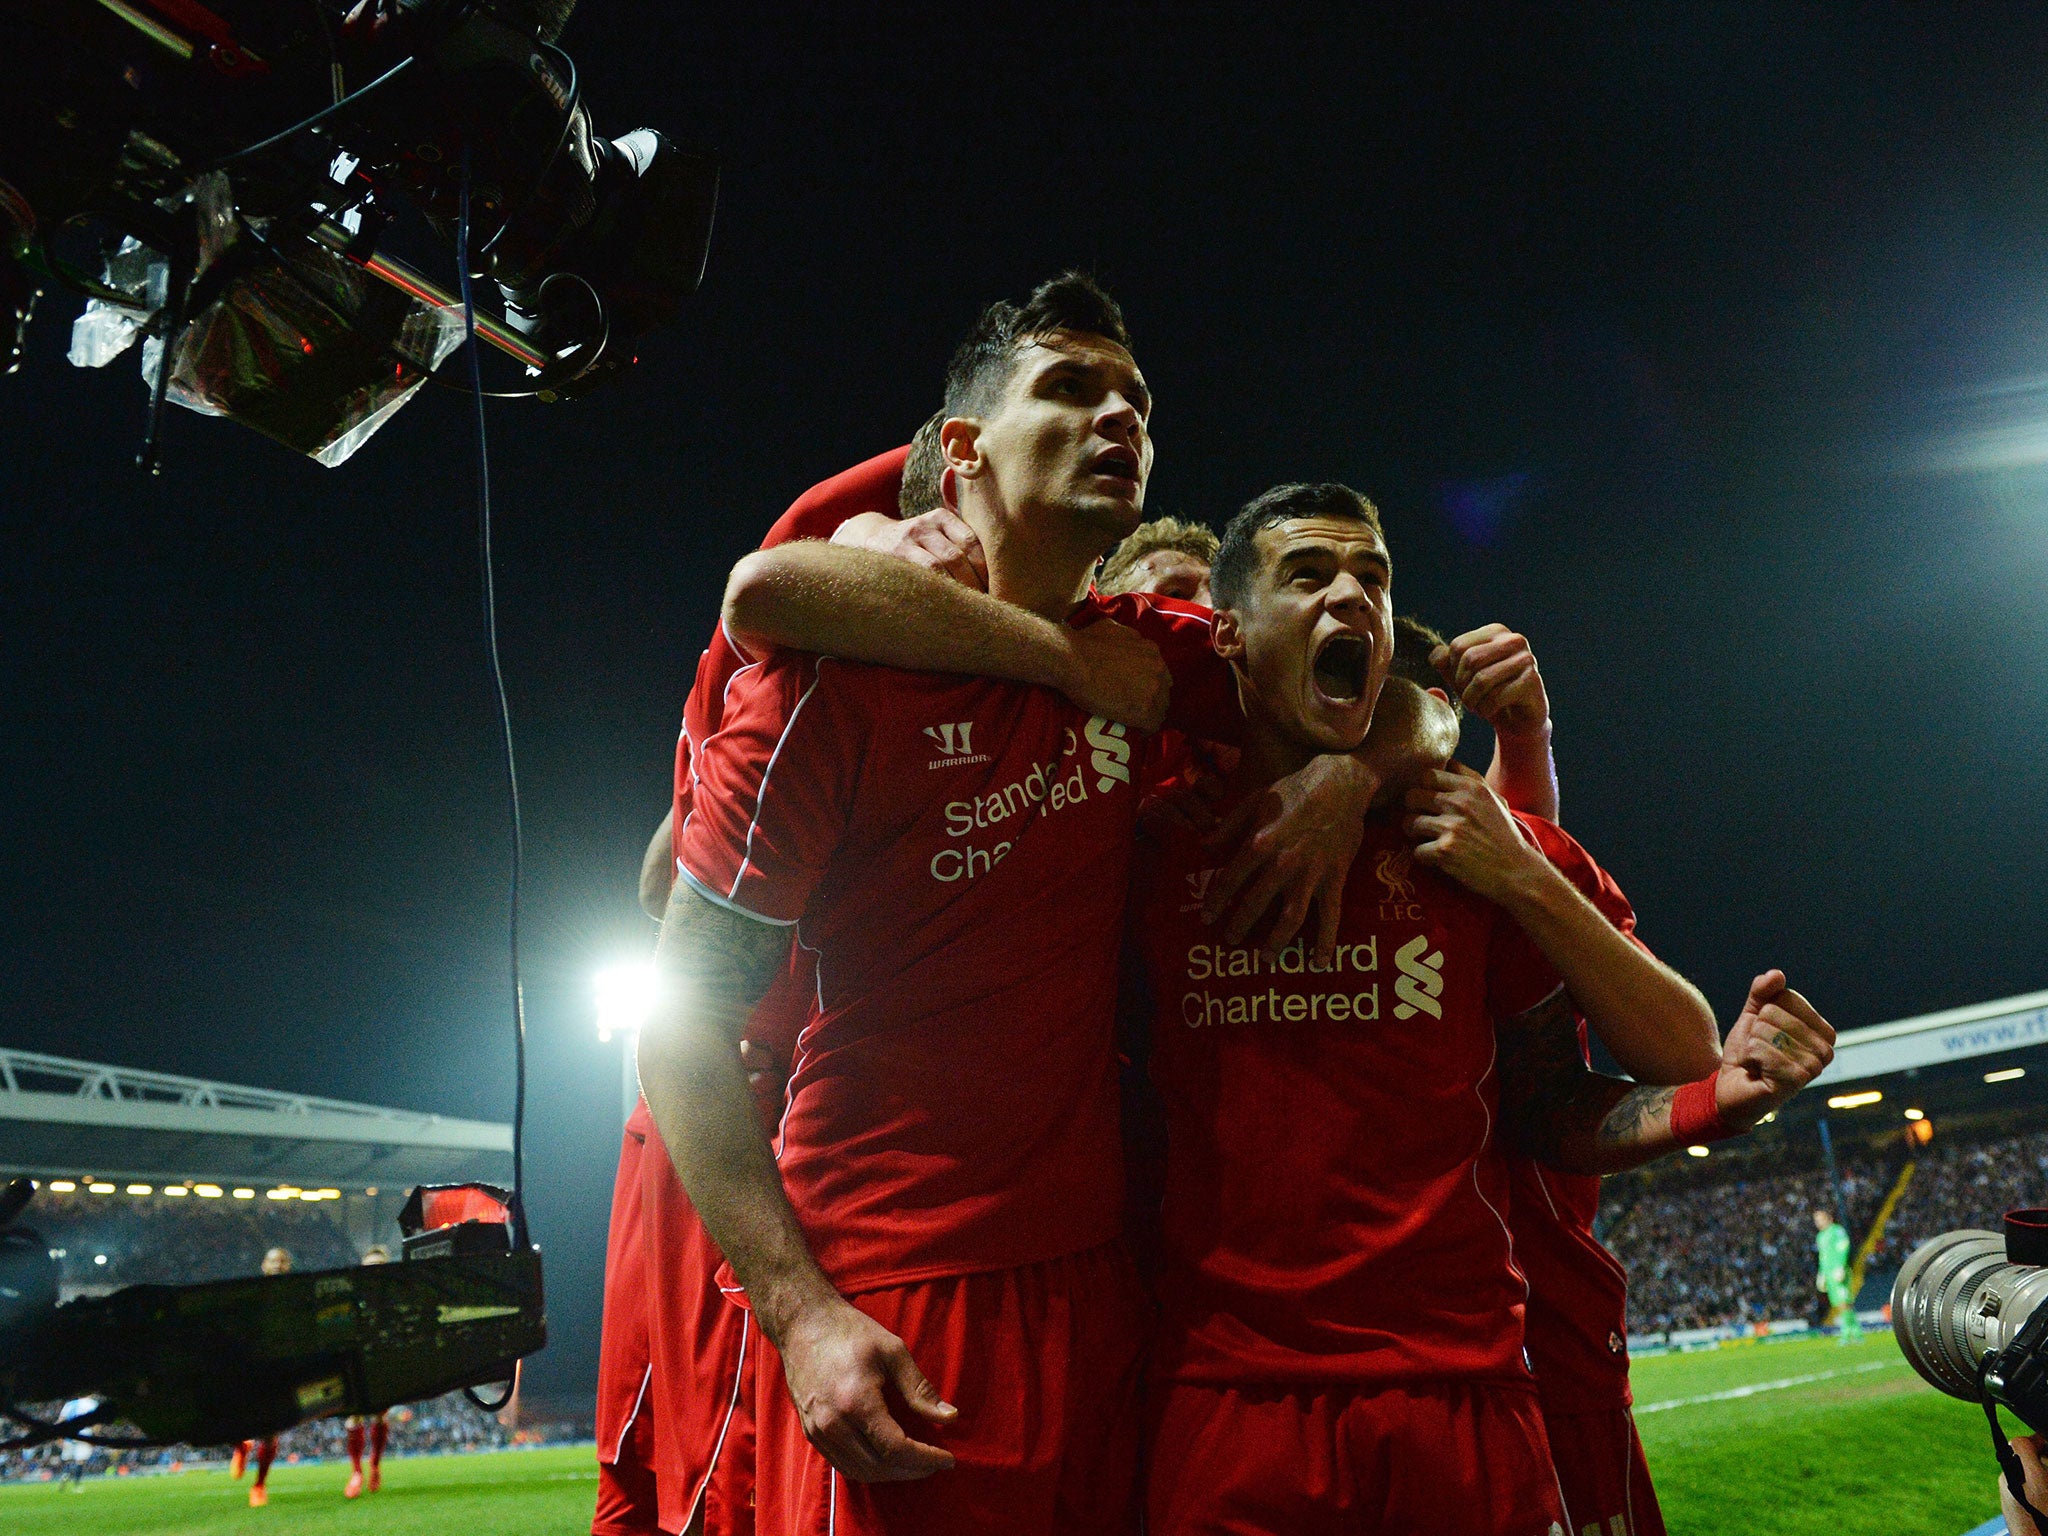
[7,3,2048,1402]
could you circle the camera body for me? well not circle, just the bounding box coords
[0,1180,544,1447]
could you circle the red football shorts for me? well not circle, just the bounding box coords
[595,1107,660,1536]
[1146,1377,1567,1536]
[595,1406,663,1536]
[1542,1404,1664,1536]
[753,1240,1148,1536]
[645,1139,757,1536]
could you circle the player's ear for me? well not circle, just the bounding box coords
[940,417,984,481]
[1211,607,1245,662]
[1427,686,1451,703]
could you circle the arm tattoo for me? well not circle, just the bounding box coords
[656,885,791,1020]
[1496,985,1681,1174]
[1595,1085,1678,1155]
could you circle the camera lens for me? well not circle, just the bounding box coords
[1893,1229,2048,1399]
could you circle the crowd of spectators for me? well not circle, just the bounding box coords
[1862,1127,2048,1272]
[1605,1161,1888,1334]
[1602,1123,2048,1334]
[25,1189,357,1291]
[0,1393,528,1485]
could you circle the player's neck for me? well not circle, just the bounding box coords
[972,510,1102,622]
[1228,675,1320,788]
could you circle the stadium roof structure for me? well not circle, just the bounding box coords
[1812,986,2048,1087]
[0,1049,513,1189]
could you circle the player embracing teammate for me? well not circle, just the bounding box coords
[605,272,1837,1536]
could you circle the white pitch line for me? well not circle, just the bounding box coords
[1635,1357,1901,1413]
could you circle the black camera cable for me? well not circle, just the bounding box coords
[453,147,527,1418]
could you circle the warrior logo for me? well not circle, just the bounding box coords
[1085,716,1132,791]
[1182,868,1216,912]
[1375,848,1416,902]
[1392,933,1444,1020]
[924,721,989,768]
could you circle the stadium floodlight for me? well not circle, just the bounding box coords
[1826,1090,1883,1109]
[316,1189,342,1200]
[1987,1067,2027,1084]
[93,1253,107,1266]
[232,1188,255,1199]
[595,957,662,1123]
[1905,1107,1926,1121]
[164,1186,188,1197]
[88,1183,115,1195]
[1686,1145,1710,1158]
[126,1184,152,1196]
[194,1185,223,1198]
[47,1181,75,1193]
[266,1187,300,1201]
[595,959,663,1044]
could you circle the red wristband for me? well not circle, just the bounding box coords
[1670,1074,1738,1145]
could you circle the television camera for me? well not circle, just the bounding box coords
[0,0,717,466]
[0,1176,546,1449]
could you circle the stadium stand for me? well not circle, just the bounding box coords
[28,1187,359,1290]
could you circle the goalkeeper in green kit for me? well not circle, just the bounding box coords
[1813,1208,1861,1342]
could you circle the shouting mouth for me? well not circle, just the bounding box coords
[1311,632,1371,705]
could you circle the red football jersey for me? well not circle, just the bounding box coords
[676,593,1234,1294]
[1130,813,1559,1387]
[1505,814,1647,1411]
[672,445,911,873]
[642,446,909,1533]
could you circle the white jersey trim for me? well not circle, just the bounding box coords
[676,864,797,928]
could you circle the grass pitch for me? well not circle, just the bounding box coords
[1635,1332,1999,1534]
[0,1443,599,1536]
[0,1340,2015,1535]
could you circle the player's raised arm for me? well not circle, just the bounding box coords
[1495,970,1835,1175]
[1404,762,1721,1082]
[635,881,958,1484]
[721,539,1172,732]
[1434,622,1558,822]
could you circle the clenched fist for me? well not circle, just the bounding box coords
[1432,624,1549,741]
[1714,971,1836,1130]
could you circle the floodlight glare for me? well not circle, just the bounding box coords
[194,1185,223,1198]
[1686,1145,1710,1158]
[1826,1090,1883,1110]
[47,1180,76,1193]
[595,959,664,1044]
[88,1183,116,1195]
[232,1188,255,1199]
[1986,1067,2027,1084]
[1905,1108,1926,1121]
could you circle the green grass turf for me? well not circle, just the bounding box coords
[0,1342,2019,1536]
[1634,1332,2004,1535]
[0,1443,599,1536]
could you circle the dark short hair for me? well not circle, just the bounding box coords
[1391,615,1460,717]
[1098,516,1218,595]
[1210,482,1383,611]
[899,411,946,514]
[942,271,1132,419]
